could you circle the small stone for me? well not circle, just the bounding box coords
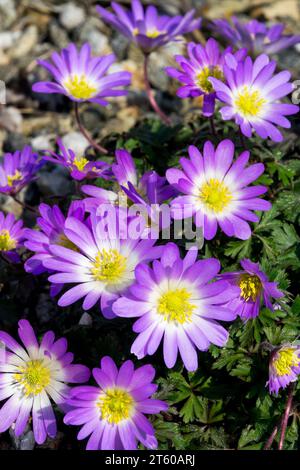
[0,107,23,133]
[49,20,70,49]
[38,167,73,197]
[112,32,130,60]
[10,25,38,59]
[79,312,93,326]
[31,135,52,152]
[59,2,86,30]
[62,131,89,156]
[0,31,21,50]
[0,0,16,29]
[78,19,112,55]
[36,293,55,324]
[10,424,35,450]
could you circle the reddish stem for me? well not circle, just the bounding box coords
[279,384,294,450]
[264,424,278,450]
[74,103,108,155]
[143,54,171,126]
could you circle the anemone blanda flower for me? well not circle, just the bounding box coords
[82,148,176,233]
[113,243,239,371]
[210,17,300,56]
[64,356,167,450]
[96,0,201,54]
[0,146,43,195]
[219,259,283,320]
[0,320,90,444]
[209,52,299,142]
[32,43,131,105]
[24,200,86,277]
[165,38,246,116]
[43,210,162,318]
[0,211,25,263]
[166,139,271,241]
[42,139,111,181]
[267,345,300,395]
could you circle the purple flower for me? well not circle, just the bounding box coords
[24,200,86,277]
[165,38,246,116]
[82,149,176,233]
[113,243,239,371]
[220,259,283,320]
[209,52,299,142]
[267,345,300,395]
[0,320,90,444]
[43,210,162,319]
[210,17,300,56]
[0,146,43,195]
[64,356,167,450]
[166,139,271,241]
[42,139,111,181]
[97,0,201,54]
[0,211,25,263]
[32,43,131,105]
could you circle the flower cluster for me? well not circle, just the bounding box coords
[0,0,299,452]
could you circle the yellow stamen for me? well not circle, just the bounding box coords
[199,178,232,213]
[14,360,50,396]
[91,248,126,283]
[234,86,266,118]
[195,66,224,94]
[64,74,97,100]
[73,156,89,172]
[273,348,300,376]
[239,274,262,301]
[0,230,16,251]
[146,29,164,38]
[97,388,134,424]
[158,288,195,324]
[7,170,22,187]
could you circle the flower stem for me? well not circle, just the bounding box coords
[11,195,38,214]
[279,384,294,450]
[143,54,171,126]
[209,116,216,137]
[264,424,279,450]
[74,103,108,155]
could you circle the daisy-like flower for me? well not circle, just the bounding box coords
[32,43,131,105]
[113,243,239,371]
[0,320,90,444]
[64,356,167,450]
[209,52,299,142]
[210,17,300,56]
[42,139,110,181]
[24,200,86,277]
[165,38,246,116]
[0,212,25,263]
[43,210,162,318]
[0,146,43,195]
[267,345,300,395]
[219,259,283,320]
[166,139,271,241]
[96,0,201,54]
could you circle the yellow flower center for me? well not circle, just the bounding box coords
[73,156,89,172]
[199,178,232,213]
[91,248,126,284]
[158,288,195,324]
[97,388,134,424]
[7,170,22,187]
[239,274,262,301]
[64,74,97,100]
[14,360,51,396]
[234,86,266,118]
[273,348,300,376]
[195,66,224,94]
[0,229,16,251]
[146,29,164,38]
